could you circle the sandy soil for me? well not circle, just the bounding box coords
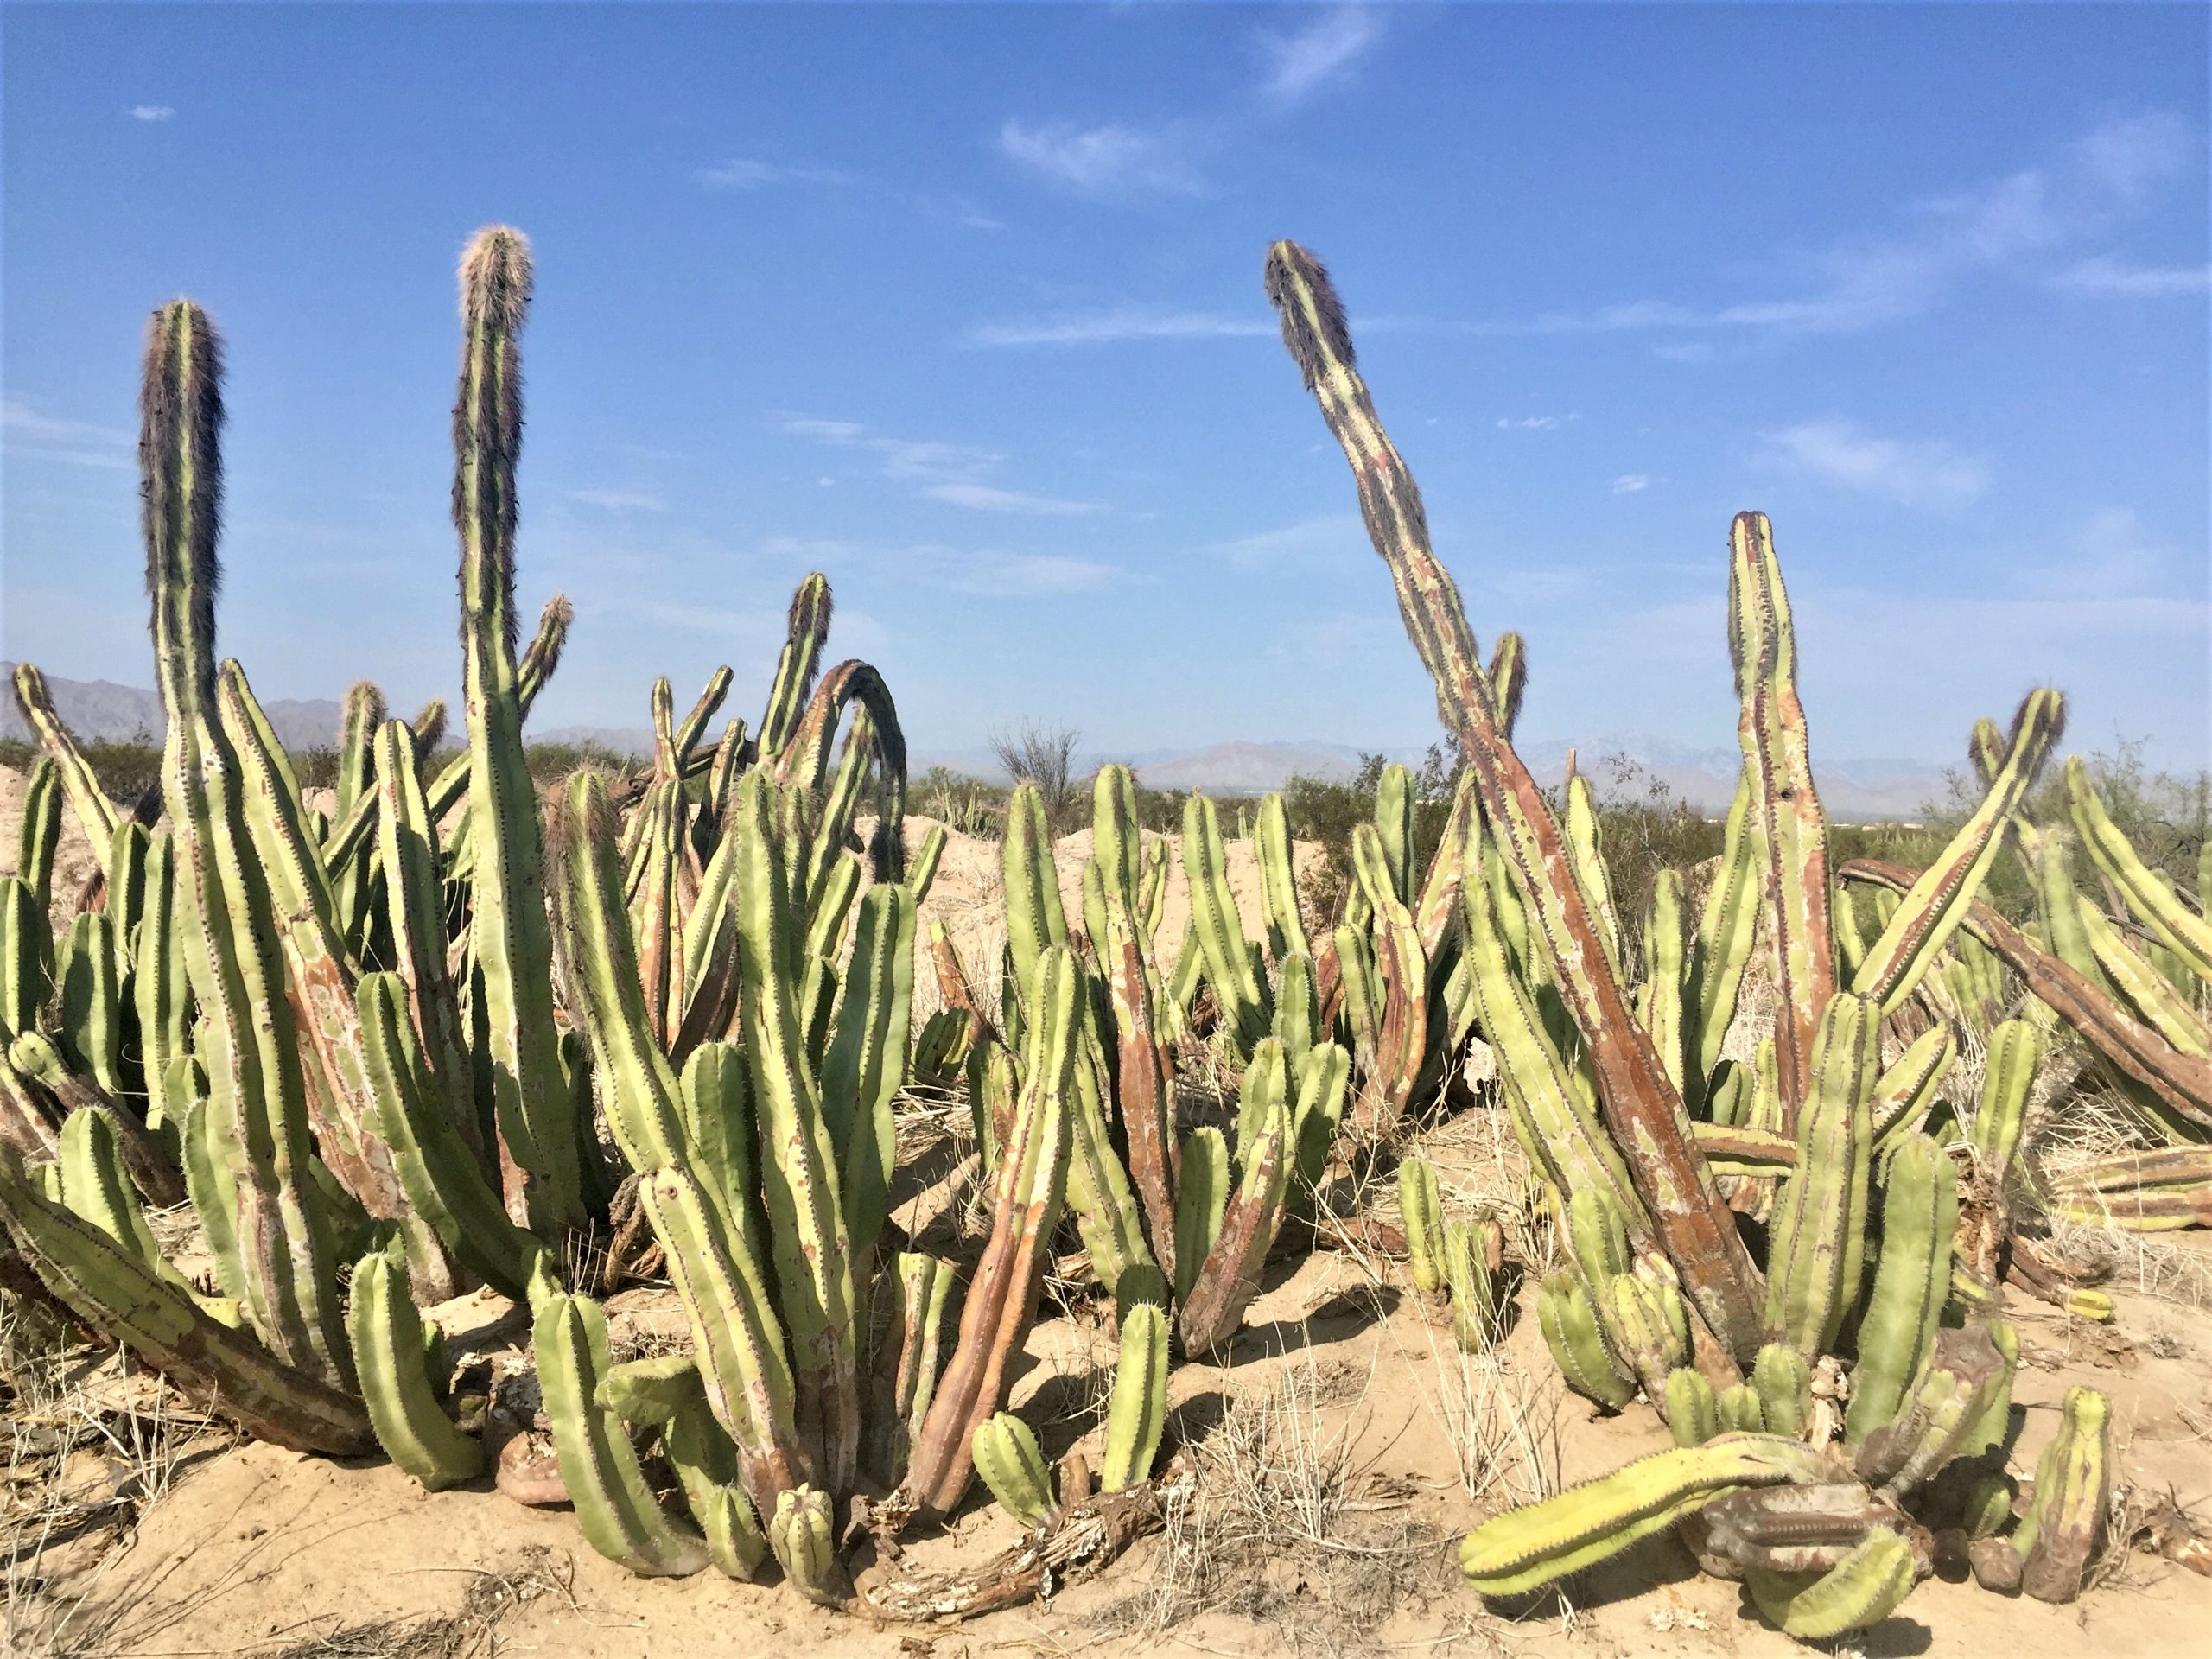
[7,764,2212,1656]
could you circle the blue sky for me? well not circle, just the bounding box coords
[5,3,2208,770]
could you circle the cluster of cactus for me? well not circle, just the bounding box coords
[1397,1154,1506,1352]
[0,226,1197,1614]
[1260,238,2129,1637]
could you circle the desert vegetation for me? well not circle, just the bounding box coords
[0,227,2208,1656]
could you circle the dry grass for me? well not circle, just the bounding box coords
[2,1313,234,1658]
[263,1548,578,1659]
[1101,1348,1448,1656]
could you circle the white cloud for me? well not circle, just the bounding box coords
[925,483,1101,516]
[2,398,133,468]
[128,105,175,123]
[1206,514,1363,572]
[565,487,666,513]
[1611,474,1655,495]
[696,157,852,190]
[1470,114,2197,340]
[1496,415,1563,431]
[967,306,1273,347]
[998,119,1199,196]
[2055,257,2212,297]
[1764,421,1990,511]
[1255,6,1382,104]
[905,546,1119,596]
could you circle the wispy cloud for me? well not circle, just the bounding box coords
[128,105,175,123]
[966,305,1273,348]
[1764,421,1990,511]
[924,483,1101,516]
[1611,474,1655,495]
[2055,256,2212,297]
[696,157,853,190]
[2,398,132,469]
[906,546,1119,595]
[2018,507,2191,599]
[781,416,1102,518]
[1496,414,1567,431]
[1255,6,1382,105]
[1469,114,2196,340]
[998,119,1200,196]
[565,487,667,514]
[1206,514,1363,573]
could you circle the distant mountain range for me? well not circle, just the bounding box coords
[2,668,1955,823]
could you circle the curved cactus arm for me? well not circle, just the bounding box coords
[16,757,61,911]
[1745,1528,1919,1640]
[2069,757,2212,982]
[758,573,833,766]
[908,823,948,908]
[1255,793,1311,963]
[1457,1434,1834,1597]
[772,660,908,882]
[1179,1059,1294,1358]
[0,1154,372,1452]
[1843,1134,1956,1449]
[1413,769,1476,961]
[1183,794,1270,1056]
[664,1409,771,1581]
[671,664,734,765]
[532,1282,710,1577]
[973,1411,1056,1526]
[905,945,1075,1516]
[1726,512,1834,1130]
[451,227,582,1236]
[57,1108,193,1291]
[822,882,916,1268]
[1101,1301,1168,1491]
[1851,690,2066,1012]
[10,664,119,851]
[1263,244,1761,1358]
[348,1247,482,1491]
[1763,993,1878,1356]
[1845,857,2212,1135]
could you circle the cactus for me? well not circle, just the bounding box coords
[2013,1385,2111,1604]
[532,1276,710,1577]
[1101,1301,1168,1491]
[1969,1019,2043,1181]
[2069,757,2212,982]
[452,227,583,1235]
[1844,1135,1957,1449]
[1443,1216,1503,1353]
[767,1484,847,1607]
[973,1411,1056,1527]
[1853,1325,2008,1496]
[1717,1382,1765,1434]
[1398,1157,1446,1296]
[1536,1268,1637,1410]
[1458,1434,1833,1597]
[1763,993,1878,1356]
[1665,1367,1719,1446]
[1745,1527,1919,1640]
[348,1245,482,1491]
[1752,1344,1812,1440]
[904,945,1075,1515]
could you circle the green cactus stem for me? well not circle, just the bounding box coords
[2069,756,2212,982]
[2015,1385,2111,1604]
[973,1411,1056,1527]
[348,1245,482,1491]
[1537,1268,1637,1410]
[1753,1344,1812,1440]
[1763,993,1878,1356]
[1843,1134,1957,1450]
[767,1484,849,1607]
[532,1277,710,1577]
[1398,1157,1447,1297]
[1744,1527,1919,1640]
[904,944,1074,1515]
[1664,1367,1719,1446]
[1457,1433,1834,1597]
[1102,1300,1168,1491]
